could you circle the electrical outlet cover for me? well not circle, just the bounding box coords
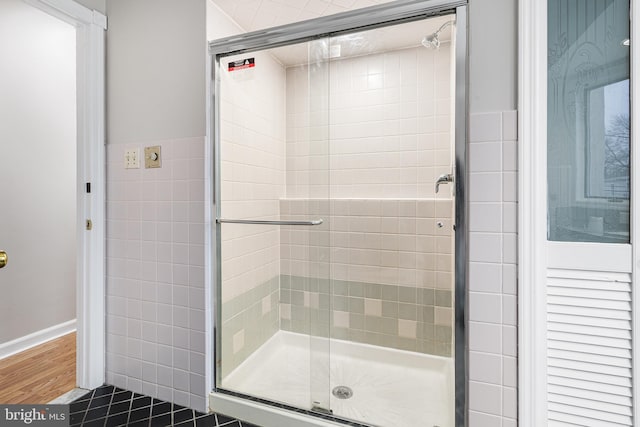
[124,148,140,169]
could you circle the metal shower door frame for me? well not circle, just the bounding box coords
[209,1,469,425]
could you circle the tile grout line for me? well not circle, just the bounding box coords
[70,384,261,427]
[101,386,116,427]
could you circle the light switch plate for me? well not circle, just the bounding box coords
[124,148,140,169]
[144,146,161,168]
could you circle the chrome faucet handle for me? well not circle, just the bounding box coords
[435,173,454,193]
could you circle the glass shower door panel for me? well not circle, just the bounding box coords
[324,16,457,427]
[216,38,331,413]
[304,38,332,414]
[216,48,284,395]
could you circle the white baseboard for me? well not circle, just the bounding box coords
[0,319,76,360]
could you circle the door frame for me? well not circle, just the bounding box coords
[26,0,107,390]
[207,1,468,425]
[519,0,640,424]
[518,0,548,424]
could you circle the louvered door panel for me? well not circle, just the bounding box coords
[547,270,633,427]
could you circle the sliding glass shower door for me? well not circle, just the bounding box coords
[212,8,462,427]
[215,37,332,413]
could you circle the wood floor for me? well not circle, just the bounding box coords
[0,332,76,404]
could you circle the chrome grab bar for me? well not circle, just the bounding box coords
[216,218,323,226]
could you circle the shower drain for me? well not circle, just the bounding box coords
[332,385,353,399]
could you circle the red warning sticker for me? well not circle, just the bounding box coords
[228,58,255,71]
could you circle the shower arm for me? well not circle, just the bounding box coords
[433,21,452,37]
[422,20,454,49]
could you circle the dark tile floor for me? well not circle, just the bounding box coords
[69,385,262,427]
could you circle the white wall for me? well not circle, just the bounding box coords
[104,0,209,412]
[469,0,518,113]
[106,0,206,143]
[0,0,76,343]
[467,1,519,426]
[75,0,105,14]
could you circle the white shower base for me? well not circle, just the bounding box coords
[220,331,453,427]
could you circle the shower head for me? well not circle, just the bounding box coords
[422,21,453,50]
[421,33,441,49]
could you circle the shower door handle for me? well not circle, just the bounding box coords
[216,218,323,226]
[435,173,454,193]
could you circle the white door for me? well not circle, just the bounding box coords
[520,0,636,425]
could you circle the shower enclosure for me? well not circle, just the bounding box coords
[209,2,467,426]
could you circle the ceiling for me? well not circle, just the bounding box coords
[268,16,453,66]
[210,0,398,33]
[211,0,454,66]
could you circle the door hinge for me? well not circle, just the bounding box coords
[86,219,93,231]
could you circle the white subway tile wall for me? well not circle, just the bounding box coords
[219,50,286,303]
[468,110,518,425]
[279,42,456,355]
[218,50,286,377]
[286,44,453,199]
[281,199,454,289]
[105,137,207,412]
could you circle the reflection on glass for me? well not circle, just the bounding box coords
[547,0,630,243]
[587,79,630,200]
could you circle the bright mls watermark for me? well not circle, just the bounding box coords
[0,405,68,426]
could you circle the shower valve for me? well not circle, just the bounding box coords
[435,173,454,193]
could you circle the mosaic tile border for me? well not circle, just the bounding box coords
[220,277,279,378]
[280,275,453,357]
